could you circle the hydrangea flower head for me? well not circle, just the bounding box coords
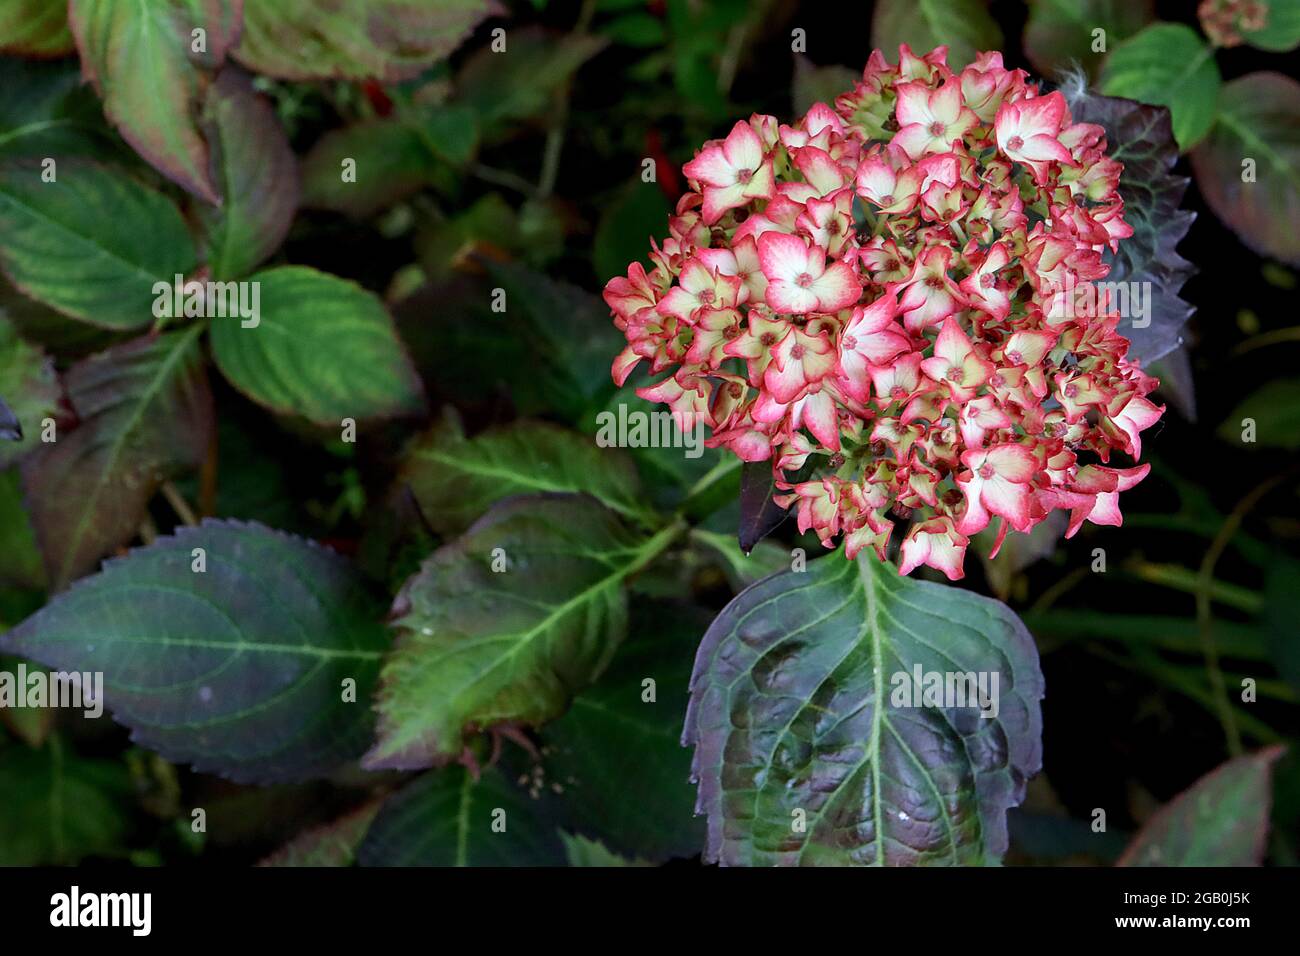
[603,45,1163,580]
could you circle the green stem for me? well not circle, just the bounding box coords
[1125,560,1262,614]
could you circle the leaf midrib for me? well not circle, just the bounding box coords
[55,325,203,583]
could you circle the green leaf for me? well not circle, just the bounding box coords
[0,469,44,592]
[300,105,477,218]
[366,494,678,769]
[0,738,132,865]
[20,326,213,588]
[480,259,625,422]
[562,832,652,866]
[69,0,241,202]
[688,527,790,592]
[1100,23,1221,151]
[200,68,298,281]
[1190,72,1300,267]
[685,551,1044,866]
[402,416,648,536]
[581,371,726,504]
[870,0,1002,71]
[258,801,382,866]
[1240,0,1300,52]
[542,600,707,861]
[209,265,425,425]
[0,657,55,747]
[456,27,608,138]
[1,520,392,783]
[1118,747,1285,866]
[233,0,493,82]
[0,58,115,165]
[0,315,59,467]
[1219,378,1300,449]
[358,766,567,866]
[0,160,197,329]
[1023,0,1153,81]
[0,0,74,56]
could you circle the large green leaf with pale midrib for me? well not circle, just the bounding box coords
[365,494,674,770]
[358,766,566,866]
[209,265,425,424]
[402,416,649,535]
[0,160,197,330]
[2,520,391,784]
[1100,22,1220,151]
[20,326,212,588]
[541,600,708,861]
[685,551,1044,866]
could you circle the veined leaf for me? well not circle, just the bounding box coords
[0,0,75,56]
[1100,23,1220,151]
[200,68,298,280]
[480,259,625,422]
[357,766,566,866]
[0,315,59,467]
[1118,747,1285,866]
[1190,72,1300,268]
[0,160,197,330]
[1058,84,1195,365]
[1,520,391,783]
[0,738,132,866]
[258,801,382,867]
[541,600,708,861]
[209,265,425,425]
[685,551,1044,866]
[1239,0,1300,52]
[1023,0,1153,81]
[69,0,243,202]
[233,0,493,82]
[0,58,107,162]
[402,415,648,536]
[20,326,213,588]
[366,494,678,770]
[300,105,477,218]
[870,0,1002,70]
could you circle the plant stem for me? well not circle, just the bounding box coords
[1196,471,1294,756]
[1125,559,1262,614]
[161,481,199,527]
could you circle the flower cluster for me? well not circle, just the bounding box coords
[602,45,1163,580]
